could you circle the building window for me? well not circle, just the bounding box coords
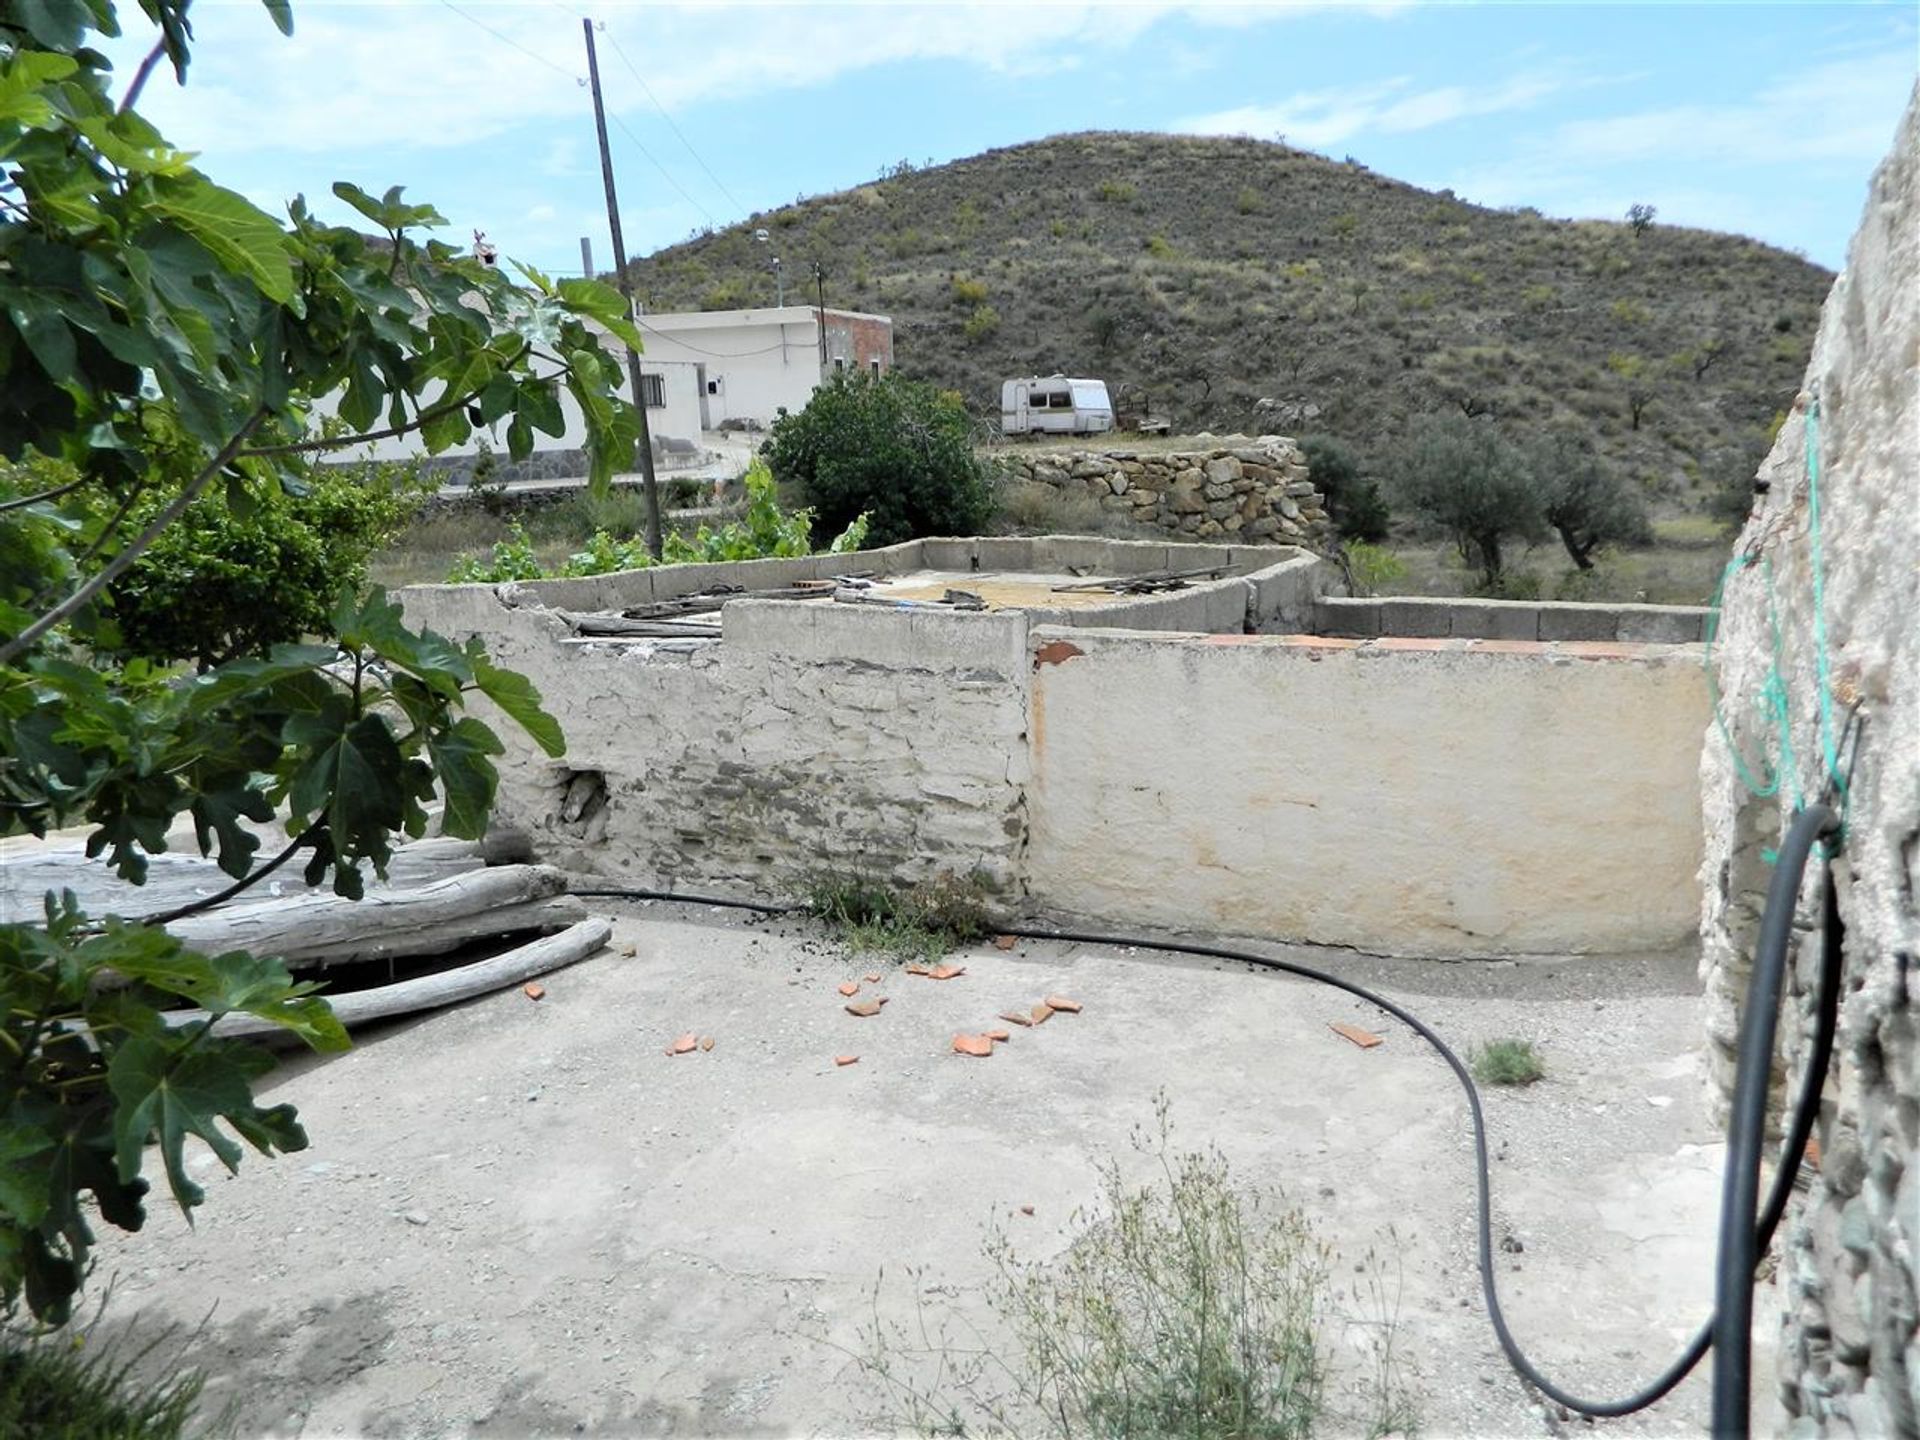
[834,357,845,374]
[640,373,666,408]
[870,359,882,377]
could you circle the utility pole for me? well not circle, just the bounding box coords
[813,262,828,371]
[579,236,594,278]
[582,18,662,559]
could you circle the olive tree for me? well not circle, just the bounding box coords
[1527,431,1652,571]
[0,0,646,1325]
[1385,413,1544,590]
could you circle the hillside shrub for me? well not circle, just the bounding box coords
[950,275,989,306]
[767,372,992,546]
[962,303,1001,343]
[1095,179,1138,204]
[1386,414,1544,588]
[1299,435,1390,543]
[105,458,430,669]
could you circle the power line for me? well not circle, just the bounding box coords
[436,0,580,83]
[603,27,750,220]
[606,109,718,228]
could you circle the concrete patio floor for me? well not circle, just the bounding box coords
[92,904,1762,1437]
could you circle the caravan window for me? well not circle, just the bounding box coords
[1045,390,1072,409]
[1070,383,1107,409]
[1028,390,1049,409]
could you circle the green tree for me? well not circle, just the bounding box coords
[0,0,644,1326]
[1385,414,1544,589]
[1298,435,1390,543]
[1626,202,1657,235]
[767,372,991,546]
[102,457,430,669]
[1525,432,1652,570]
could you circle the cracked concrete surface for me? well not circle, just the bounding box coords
[94,907,1766,1437]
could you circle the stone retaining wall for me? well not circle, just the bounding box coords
[991,437,1332,546]
[1698,95,1917,1435]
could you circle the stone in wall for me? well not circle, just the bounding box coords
[990,435,1333,548]
[1697,90,1918,1437]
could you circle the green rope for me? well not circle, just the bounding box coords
[1703,391,1849,856]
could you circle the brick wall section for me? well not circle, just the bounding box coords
[824,311,893,372]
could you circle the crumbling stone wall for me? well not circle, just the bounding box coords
[992,437,1332,545]
[1698,90,1918,1434]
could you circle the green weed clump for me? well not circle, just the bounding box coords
[844,1095,1415,1438]
[1473,1039,1546,1087]
[0,1322,212,1440]
[807,871,991,961]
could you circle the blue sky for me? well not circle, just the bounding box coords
[119,2,1915,276]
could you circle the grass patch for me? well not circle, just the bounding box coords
[842,1094,1414,1438]
[807,871,992,962]
[1377,536,1725,606]
[1472,1038,1546,1087]
[0,1319,214,1440]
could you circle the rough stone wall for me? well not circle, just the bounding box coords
[398,588,1032,899]
[1697,91,1918,1434]
[992,437,1332,546]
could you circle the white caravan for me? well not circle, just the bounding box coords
[1000,376,1115,436]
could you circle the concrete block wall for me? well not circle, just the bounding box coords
[1314,595,1710,644]
[1698,93,1918,1436]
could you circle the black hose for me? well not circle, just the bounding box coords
[1712,802,1839,1435]
[573,855,1845,1424]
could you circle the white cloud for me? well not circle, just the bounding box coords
[1174,69,1565,147]
[1548,50,1917,167]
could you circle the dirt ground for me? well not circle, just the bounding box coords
[91,905,1765,1438]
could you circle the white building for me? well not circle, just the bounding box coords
[631,306,895,430]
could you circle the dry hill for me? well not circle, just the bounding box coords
[626,132,1832,514]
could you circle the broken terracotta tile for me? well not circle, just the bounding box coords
[837,981,861,997]
[619,944,637,958]
[1329,1022,1383,1049]
[904,965,933,977]
[668,1032,698,1055]
[835,1055,860,1067]
[927,965,967,981]
[522,982,546,1001]
[863,972,882,984]
[998,1010,1033,1028]
[993,935,1017,951]
[1030,1003,1053,1026]
[1043,995,1082,1014]
[952,1033,994,1057]
[986,1029,1011,1042]
[699,1036,715,1053]
[1804,1135,1822,1170]
[845,997,889,1018]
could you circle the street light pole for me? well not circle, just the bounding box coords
[582,18,662,559]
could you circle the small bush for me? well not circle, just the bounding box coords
[1235,185,1263,215]
[1339,540,1406,598]
[766,371,992,546]
[1473,1038,1546,1086]
[1143,234,1176,259]
[844,1095,1412,1438]
[106,457,429,668]
[1095,179,1138,204]
[961,302,1001,343]
[1300,434,1390,543]
[950,275,989,306]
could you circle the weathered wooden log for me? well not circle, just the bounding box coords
[163,864,574,966]
[1,835,488,923]
[166,917,614,1039]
